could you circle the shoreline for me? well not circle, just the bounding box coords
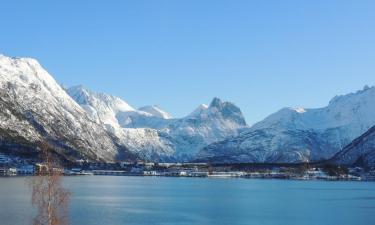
[1,173,370,182]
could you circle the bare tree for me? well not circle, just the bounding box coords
[31,142,70,225]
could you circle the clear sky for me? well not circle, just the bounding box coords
[1,0,374,125]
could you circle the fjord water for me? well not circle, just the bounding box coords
[0,177,374,225]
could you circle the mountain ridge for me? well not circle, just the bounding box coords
[1,54,374,165]
[67,86,248,161]
[197,85,375,163]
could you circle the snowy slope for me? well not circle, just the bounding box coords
[119,128,175,161]
[196,128,335,163]
[333,125,375,167]
[67,85,174,131]
[67,87,248,161]
[139,105,172,119]
[168,97,248,160]
[0,55,132,162]
[252,86,375,142]
[2,54,373,164]
[66,86,177,161]
[67,85,134,131]
[131,97,247,161]
[197,86,375,163]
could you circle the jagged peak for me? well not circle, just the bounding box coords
[209,97,223,108]
[187,98,246,125]
[208,97,241,111]
[191,97,243,115]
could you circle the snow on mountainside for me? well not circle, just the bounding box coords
[167,97,248,160]
[197,86,375,163]
[67,85,135,131]
[139,105,172,119]
[67,87,248,161]
[116,110,173,130]
[252,85,375,134]
[333,125,375,167]
[67,86,173,130]
[188,104,209,118]
[4,54,373,164]
[66,86,177,161]
[120,128,175,161]
[0,55,133,162]
[196,128,331,163]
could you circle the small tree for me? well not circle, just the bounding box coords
[31,142,70,225]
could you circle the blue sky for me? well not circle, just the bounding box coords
[1,0,374,124]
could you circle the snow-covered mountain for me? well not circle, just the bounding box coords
[197,86,375,163]
[0,55,134,162]
[67,87,248,161]
[167,97,248,160]
[196,128,332,163]
[6,54,372,164]
[332,125,375,167]
[67,85,134,131]
[66,85,176,161]
[67,86,174,131]
[138,105,172,119]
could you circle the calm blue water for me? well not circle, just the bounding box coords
[0,176,374,225]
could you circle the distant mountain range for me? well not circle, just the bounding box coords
[67,85,247,162]
[0,54,374,166]
[0,54,247,162]
[197,86,375,164]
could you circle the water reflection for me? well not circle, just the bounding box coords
[0,177,374,225]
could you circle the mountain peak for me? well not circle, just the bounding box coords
[209,97,241,114]
[0,54,122,162]
[67,85,135,112]
[209,97,223,108]
[66,85,93,106]
[363,85,372,91]
[138,105,172,119]
[187,98,247,126]
[68,84,89,94]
